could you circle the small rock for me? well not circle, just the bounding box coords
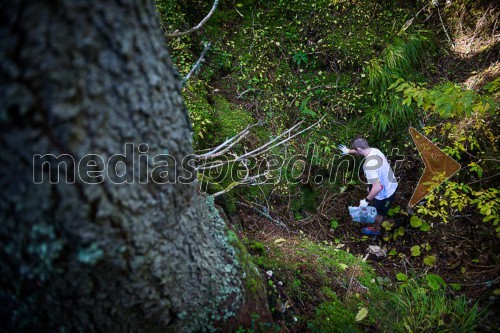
[367,245,387,259]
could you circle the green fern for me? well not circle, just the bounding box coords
[365,32,430,133]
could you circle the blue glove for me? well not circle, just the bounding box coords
[338,144,350,155]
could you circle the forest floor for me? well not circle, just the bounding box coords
[184,1,500,329]
[228,174,499,330]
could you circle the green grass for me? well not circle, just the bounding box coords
[250,237,489,332]
[379,278,488,332]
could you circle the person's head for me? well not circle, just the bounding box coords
[351,137,370,156]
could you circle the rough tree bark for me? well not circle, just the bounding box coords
[0,0,269,332]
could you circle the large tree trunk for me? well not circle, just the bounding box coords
[0,0,268,331]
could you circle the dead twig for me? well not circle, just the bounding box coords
[237,201,288,230]
[182,42,211,86]
[166,0,219,38]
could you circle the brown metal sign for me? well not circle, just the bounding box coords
[409,127,461,207]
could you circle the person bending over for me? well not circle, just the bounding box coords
[338,137,398,236]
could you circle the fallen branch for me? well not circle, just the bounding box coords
[196,120,264,160]
[182,42,211,86]
[437,6,454,47]
[236,201,288,229]
[196,115,325,198]
[197,114,326,171]
[166,0,219,38]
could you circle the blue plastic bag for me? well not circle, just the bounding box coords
[348,206,377,223]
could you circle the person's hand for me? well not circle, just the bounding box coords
[359,199,369,207]
[338,144,350,155]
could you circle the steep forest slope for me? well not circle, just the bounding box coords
[159,0,498,331]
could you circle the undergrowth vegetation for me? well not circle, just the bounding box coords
[158,0,498,331]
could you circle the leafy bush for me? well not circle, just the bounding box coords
[388,79,496,118]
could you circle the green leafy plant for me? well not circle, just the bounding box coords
[410,215,431,232]
[426,274,446,290]
[330,218,339,230]
[382,220,393,231]
[396,272,408,282]
[471,188,499,225]
[293,51,308,66]
[410,245,421,257]
[389,79,496,118]
[410,215,422,228]
[388,206,401,216]
[392,226,405,240]
[468,162,484,178]
[383,278,488,332]
[423,255,436,267]
[299,97,317,117]
[364,33,430,133]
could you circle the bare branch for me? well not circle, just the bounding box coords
[399,1,432,33]
[195,120,264,160]
[236,201,288,229]
[237,114,326,160]
[197,114,325,199]
[437,6,454,47]
[196,115,325,171]
[182,42,211,86]
[196,121,302,171]
[236,120,305,160]
[211,172,269,197]
[166,0,219,38]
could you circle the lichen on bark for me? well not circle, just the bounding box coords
[0,0,265,332]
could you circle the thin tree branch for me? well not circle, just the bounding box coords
[196,120,264,160]
[236,201,288,229]
[237,120,305,159]
[182,42,211,86]
[196,121,303,170]
[166,0,219,38]
[197,115,325,198]
[196,115,325,171]
[437,6,454,47]
[239,114,326,160]
[211,172,269,197]
[211,157,271,197]
[399,1,432,33]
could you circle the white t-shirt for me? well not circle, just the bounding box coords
[363,148,398,200]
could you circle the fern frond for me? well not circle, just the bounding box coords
[364,32,430,134]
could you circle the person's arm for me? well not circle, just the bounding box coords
[338,144,362,156]
[366,181,382,201]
